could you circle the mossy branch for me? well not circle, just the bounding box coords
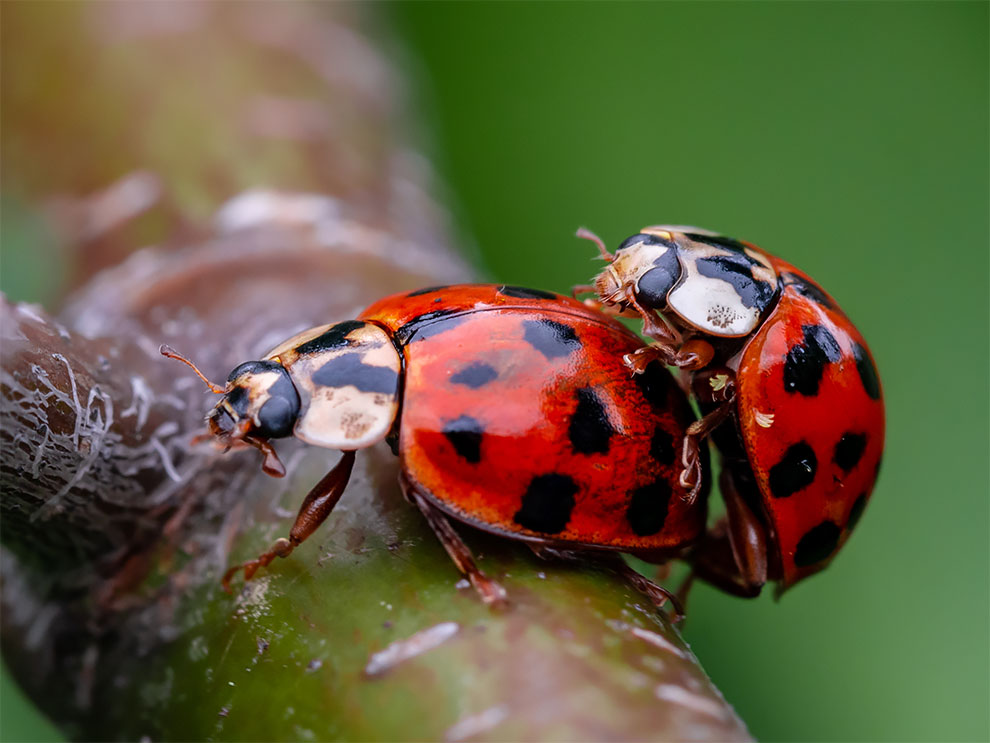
[0,3,749,740]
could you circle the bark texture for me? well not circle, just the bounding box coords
[0,3,750,740]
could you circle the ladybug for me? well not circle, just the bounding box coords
[576,226,884,596]
[163,284,708,610]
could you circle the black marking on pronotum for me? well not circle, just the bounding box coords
[311,353,399,394]
[394,309,465,345]
[498,285,558,300]
[783,324,842,396]
[294,320,367,355]
[695,254,777,310]
[442,415,484,464]
[782,272,835,310]
[513,473,578,534]
[650,428,676,466]
[684,232,750,254]
[793,520,841,567]
[634,361,670,409]
[406,285,452,297]
[450,362,499,389]
[851,342,881,400]
[618,232,677,252]
[569,387,614,455]
[227,359,284,383]
[833,432,867,473]
[769,441,817,498]
[847,493,868,532]
[226,385,250,417]
[626,478,673,536]
[636,249,682,308]
[522,319,580,359]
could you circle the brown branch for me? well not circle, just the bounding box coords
[0,3,750,741]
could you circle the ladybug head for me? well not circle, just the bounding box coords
[582,225,780,339]
[210,360,301,441]
[590,227,685,313]
[161,345,300,477]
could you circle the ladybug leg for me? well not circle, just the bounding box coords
[626,289,681,345]
[604,554,685,623]
[679,401,734,503]
[401,474,508,607]
[243,436,287,477]
[622,291,714,373]
[528,545,684,623]
[222,450,356,592]
[688,473,768,597]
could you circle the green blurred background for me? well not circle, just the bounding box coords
[3,2,988,741]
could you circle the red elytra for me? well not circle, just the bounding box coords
[360,285,708,555]
[165,284,709,611]
[582,226,885,596]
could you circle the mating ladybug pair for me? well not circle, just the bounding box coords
[164,225,884,611]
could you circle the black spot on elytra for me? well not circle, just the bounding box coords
[626,478,673,536]
[783,324,842,396]
[793,520,841,567]
[394,310,465,345]
[769,441,817,498]
[569,387,614,455]
[450,362,498,389]
[782,272,835,310]
[684,232,750,253]
[636,249,682,308]
[514,474,578,534]
[852,342,881,400]
[406,285,451,297]
[498,285,558,300]
[695,254,777,310]
[650,428,676,465]
[294,320,366,355]
[634,361,671,409]
[443,415,484,463]
[523,319,580,359]
[311,353,399,394]
[847,494,868,532]
[833,432,867,473]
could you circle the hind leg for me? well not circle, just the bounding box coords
[529,544,684,622]
[222,451,356,591]
[400,473,507,607]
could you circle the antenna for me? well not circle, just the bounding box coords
[160,345,225,394]
[575,227,614,262]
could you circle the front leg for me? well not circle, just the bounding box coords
[222,450,356,591]
[623,290,714,372]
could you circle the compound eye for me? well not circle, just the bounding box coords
[635,249,682,309]
[256,392,300,439]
